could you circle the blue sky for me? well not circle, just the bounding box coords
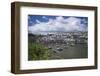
[28,15,88,34]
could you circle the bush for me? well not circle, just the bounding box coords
[28,41,50,60]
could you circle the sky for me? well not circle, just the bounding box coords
[28,15,88,34]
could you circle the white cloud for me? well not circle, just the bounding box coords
[42,16,48,19]
[28,16,87,34]
[36,19,41,23]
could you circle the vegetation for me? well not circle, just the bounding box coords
[28,41,51,60]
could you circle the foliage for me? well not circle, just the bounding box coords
[28,41,51,60]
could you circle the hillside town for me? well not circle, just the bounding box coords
[29,32,88,53]
[36,32,87,43]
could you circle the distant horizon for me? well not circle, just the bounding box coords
[28,30,88,35]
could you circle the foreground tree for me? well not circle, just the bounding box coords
[28,41,50,60]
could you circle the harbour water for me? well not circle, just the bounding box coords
[49,43,88,59]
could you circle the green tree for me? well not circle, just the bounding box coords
[28,41,50,60]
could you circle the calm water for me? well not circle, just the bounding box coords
[50,44,88,59]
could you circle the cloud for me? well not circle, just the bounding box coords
[42,16,48,19]
[28,16,87,34]
[36,19,41,24]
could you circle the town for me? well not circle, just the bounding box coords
[29,32,88,54]
[29,31,88,59]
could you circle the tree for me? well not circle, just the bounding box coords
[28,41,50,60]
